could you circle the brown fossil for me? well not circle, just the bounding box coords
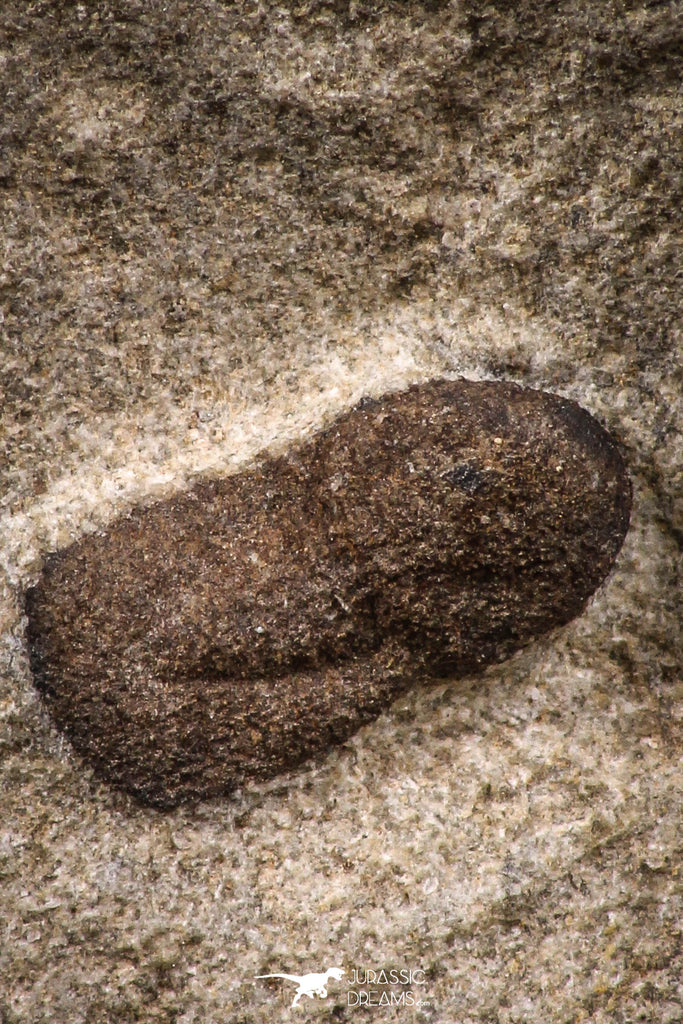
[25,379,632,808]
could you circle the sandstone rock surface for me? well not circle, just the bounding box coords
[1,2,680,1021]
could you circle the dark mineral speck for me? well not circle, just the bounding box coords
[441,463,490,494]
[25,379,632,808]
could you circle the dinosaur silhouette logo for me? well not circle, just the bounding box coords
[256,966,345,1007]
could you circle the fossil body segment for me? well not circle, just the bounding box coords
[26,380,631,807]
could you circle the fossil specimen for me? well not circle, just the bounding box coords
[25,379,632,808]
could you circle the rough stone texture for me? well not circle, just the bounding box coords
[0,1,681,1022]
[25,379,632,808]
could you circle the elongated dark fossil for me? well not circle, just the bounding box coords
[26,379,632,808]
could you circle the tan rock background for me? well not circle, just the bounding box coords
[0,2,680,1021]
